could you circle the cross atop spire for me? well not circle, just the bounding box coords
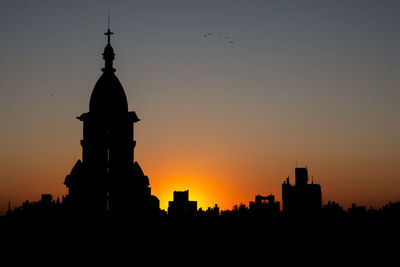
[102,13,116,72]
[104,28,113,45]
[104,12,113,45]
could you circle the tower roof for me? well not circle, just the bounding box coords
[89,27,128,115]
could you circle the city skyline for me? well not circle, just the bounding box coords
[1,1,400,214]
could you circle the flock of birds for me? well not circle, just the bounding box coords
[203,32,235,44]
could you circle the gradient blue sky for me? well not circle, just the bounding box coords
[0,0,399,213]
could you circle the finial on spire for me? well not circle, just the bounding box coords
[102,12,116,72]
[105,12,113,45]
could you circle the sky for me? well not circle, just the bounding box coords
[0,0,399,214]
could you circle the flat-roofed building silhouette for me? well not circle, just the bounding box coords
[249,194,280,216]
[282,167,322,216]
[168,190,197,216]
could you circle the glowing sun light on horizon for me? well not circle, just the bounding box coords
[152,173,239,212]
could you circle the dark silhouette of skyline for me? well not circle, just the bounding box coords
[2,2,400,218]
[1,27,399,260]
[3,27,399,219]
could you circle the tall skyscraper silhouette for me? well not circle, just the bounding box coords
[282,167,322,216]
[64,28,159,218]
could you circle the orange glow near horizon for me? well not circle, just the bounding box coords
[1,1,400,215]
[151,173,242,212]
[0,144,399,215]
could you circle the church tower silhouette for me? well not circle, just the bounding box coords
[64,27,159,218]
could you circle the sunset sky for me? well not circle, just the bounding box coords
[1,0,399,214]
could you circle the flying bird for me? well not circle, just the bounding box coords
[203,32,236,45]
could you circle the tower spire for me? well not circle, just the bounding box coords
[102,14,115,72]
[105,12,113,45]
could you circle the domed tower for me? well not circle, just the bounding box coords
[64,28,159,218]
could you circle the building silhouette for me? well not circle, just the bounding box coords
[168,190,197,216]
[7,194,62,217]
[249,194,280,216]
[63,27,159,218]
[206,204,220,216]
[282,167,322,216]
[322,201,346,217]
[348,203,367,217]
